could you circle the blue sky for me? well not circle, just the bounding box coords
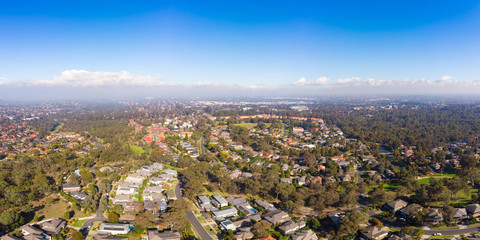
[1,1,480,99]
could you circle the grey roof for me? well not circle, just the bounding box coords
[453,208,468,218]
[212,195,228,205]
[291,230,318,240]
[386,199,408,211]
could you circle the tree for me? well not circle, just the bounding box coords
[442,205,455,225]
[306,216,321,231]
[160,200,188,231]
[80,169,94,184]
[337,211,368,237]
[0,209,20,227]
[71,230,84,240]
[221,230,235,240]
[400,226,424,240]
[107,212,119,223]
[135,210,157,228]
[252,221,271,238]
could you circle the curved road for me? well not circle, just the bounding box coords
[175,184,214,240]
[80,209,107,234]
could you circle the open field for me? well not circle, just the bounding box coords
[417,173,457,185]
[233,122,271,130]
[129,145,146,155]
[34,195,88,220]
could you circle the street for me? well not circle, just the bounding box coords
[175,184,214,240]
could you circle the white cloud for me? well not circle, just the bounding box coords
[293,77,330,86]
[294,77,307,86]
[312,77,330,85]
[31,70,166,87]
[337,77,376,86]
[435,75,454,85]
[194,81,226,87]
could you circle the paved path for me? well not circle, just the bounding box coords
[175,183,214,240]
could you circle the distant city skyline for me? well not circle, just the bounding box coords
[1,1,480,99]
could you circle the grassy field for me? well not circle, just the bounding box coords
[129,145,145,155]
[34,196,88,220]
[233,122,271,130]
[417,173,457,185]
[69,219,87,228]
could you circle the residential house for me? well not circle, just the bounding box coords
[97,223,130,235]
[278,220,306,235]
[21,225,45,236]
[255,199,277,212]
[236,202,257,216]
[148,177,168,185]
[143,192,166,202]
[466,204,480,217]
[234,229,254,240]
[198,195,211,205]
[71,191,89,202]
[62,184,81,192]
[144,186,164,194]
[384,199,408,213]
[212,195,229,208]
[453,208,468,221]
[113,194,132,204]
[256,236,276,240]
[296,176,306,186]
[163,169,177,176]
[361,226,389,240]
[93,235,128,240]
[219,220,237,231]
[0,235,21,240]
[426,208,443,223]
[147,230,181,240]
[227,197,248,206]
[263,211,291,225]
[291,230,318,240]
[212,207,238,221]
[40,219,66,234]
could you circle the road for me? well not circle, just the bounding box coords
[80,209,107,235]
[175,184,214,240]
[200,137,206,154]
[423,225,480,236]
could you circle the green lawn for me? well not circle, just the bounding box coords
[197,217,207,224]
[384,183,399,192]
[417,173,457,185]
[233,122,271,130]
[129,145,145,155]
[69,219,87,228]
